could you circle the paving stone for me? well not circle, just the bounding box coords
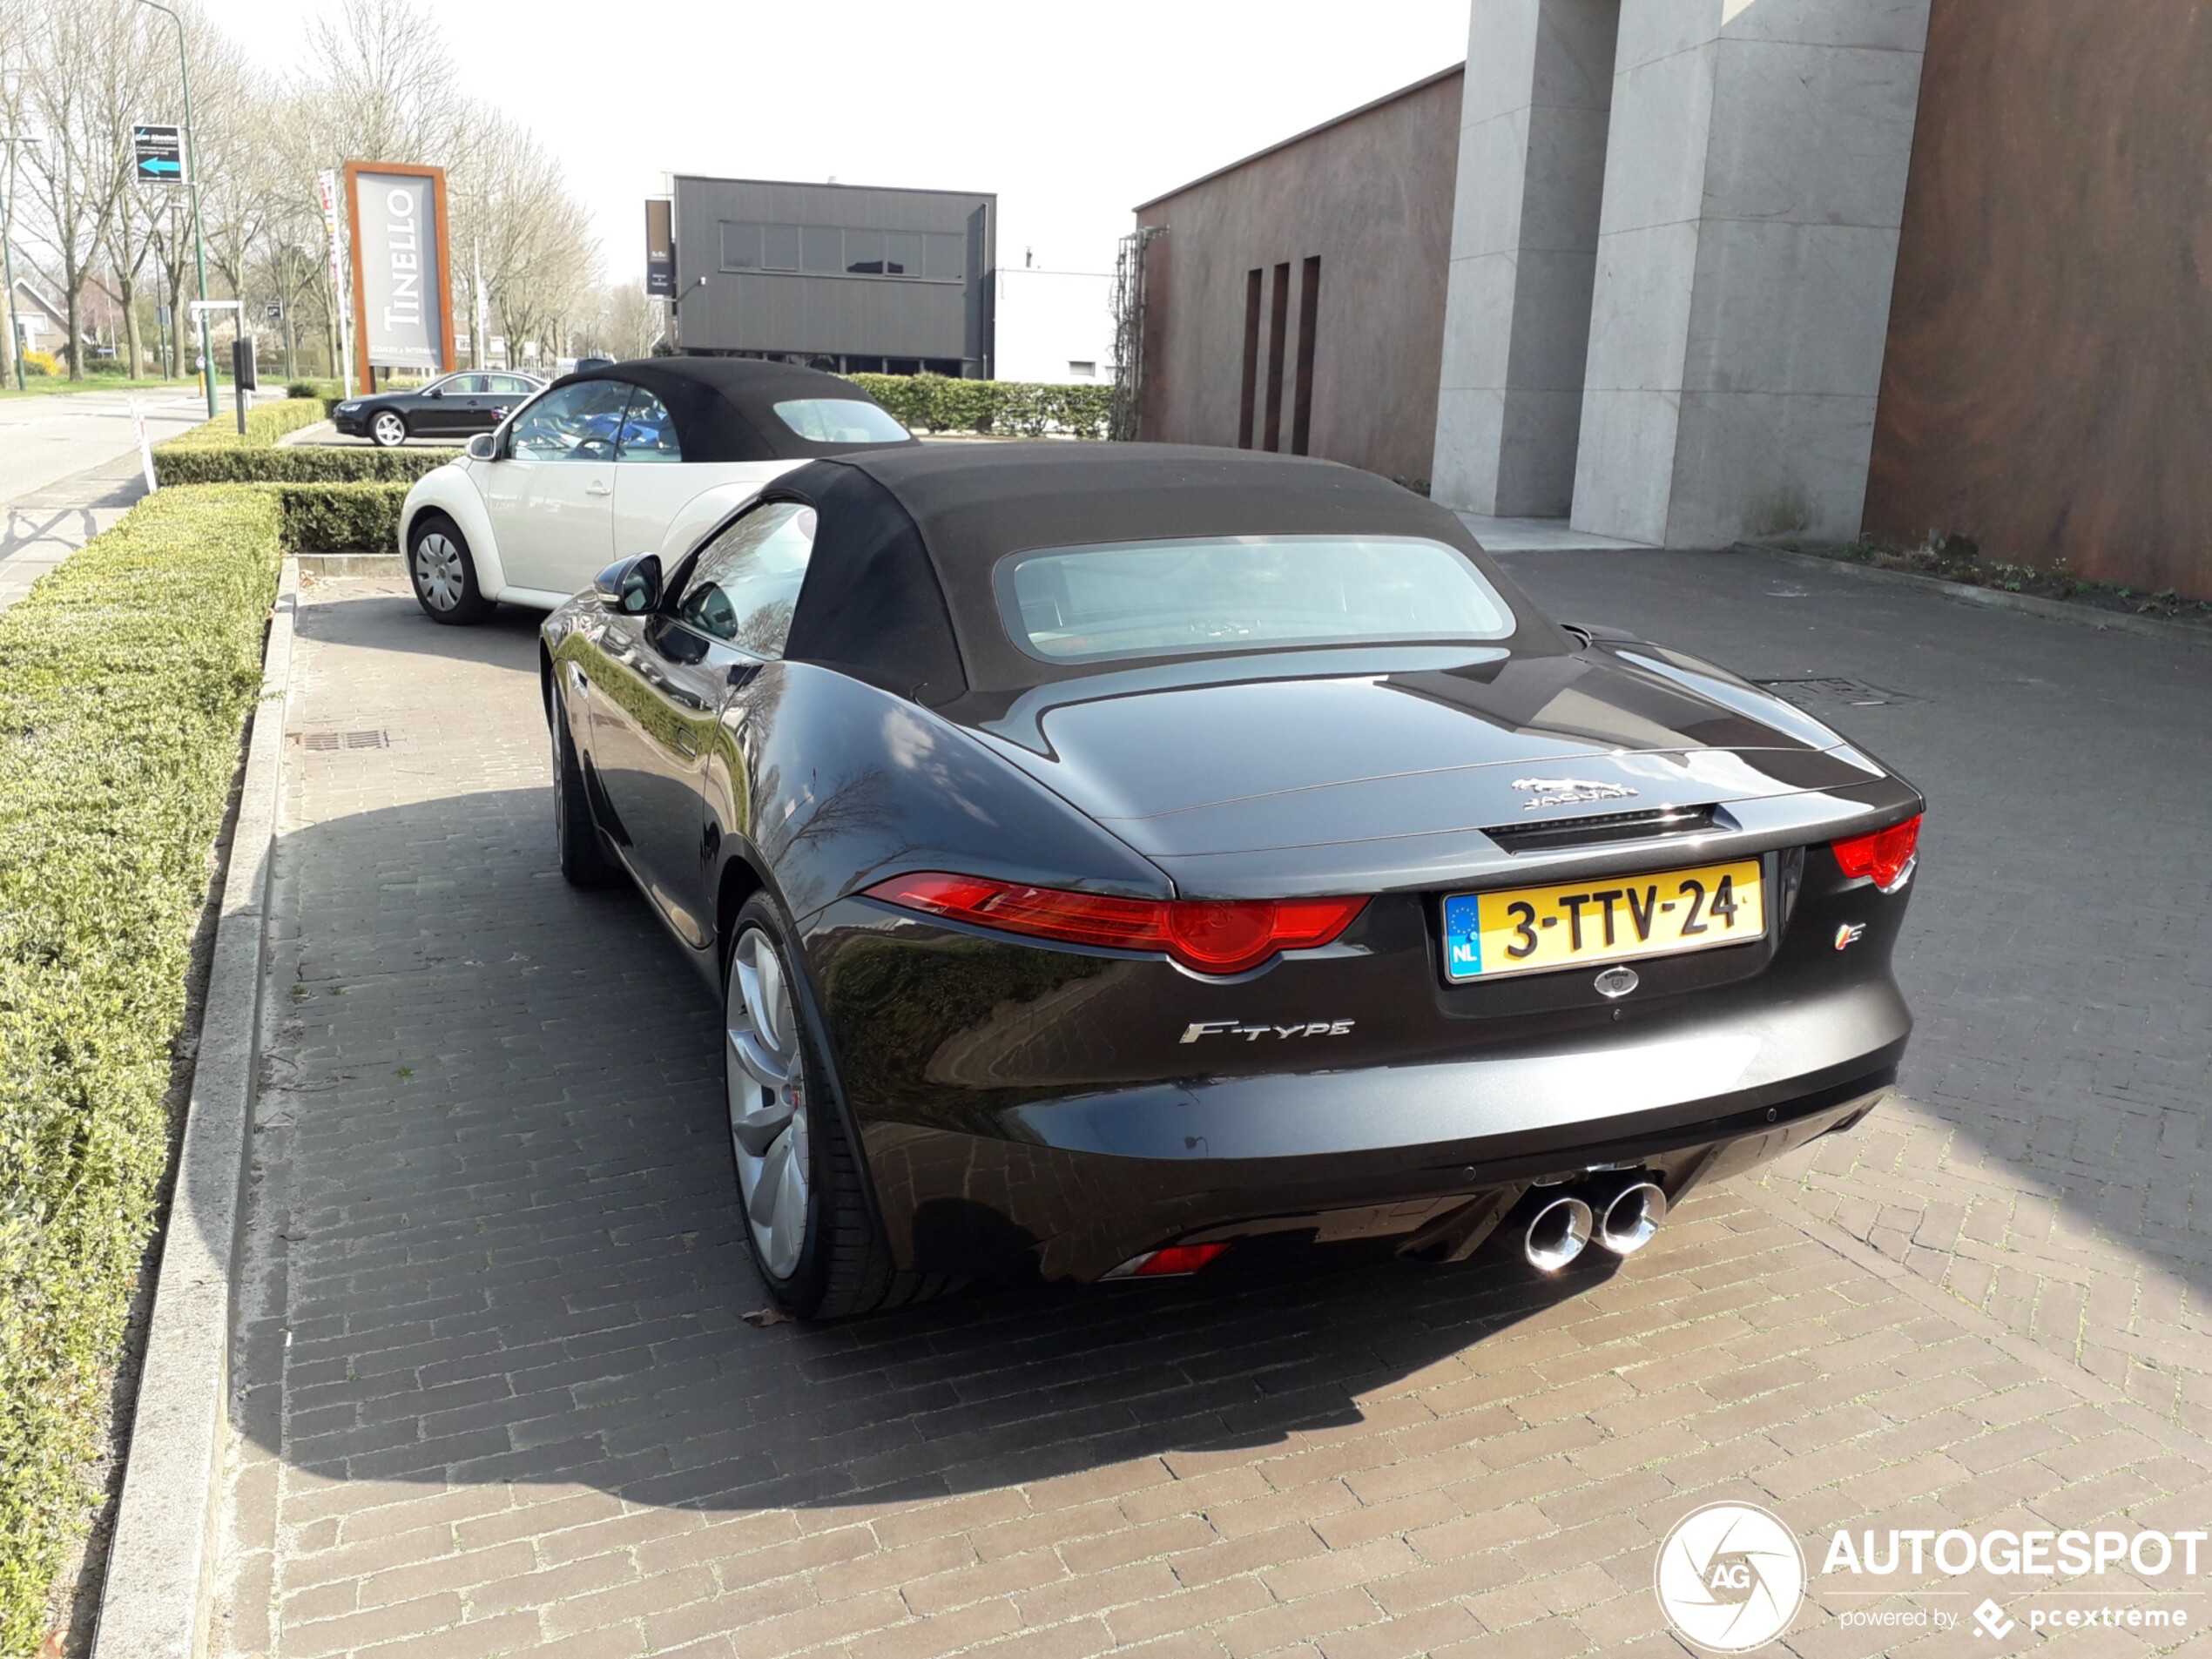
[206,575,2212,1657]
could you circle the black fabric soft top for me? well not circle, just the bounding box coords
[550,357,918,465]
[776,442,1556,707]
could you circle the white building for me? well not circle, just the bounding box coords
[992,267,1116,385]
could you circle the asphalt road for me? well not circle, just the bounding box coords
[0,386,218,610]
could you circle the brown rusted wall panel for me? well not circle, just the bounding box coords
[1136,71,1460,487]
[1865,0,2212,597]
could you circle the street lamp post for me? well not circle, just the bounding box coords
[134,0,215,418]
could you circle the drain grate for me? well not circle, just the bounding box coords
[1753,677,1912,709]
[301,729,390,751]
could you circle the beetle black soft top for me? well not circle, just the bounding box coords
[772,442,1545,707]
[551,357,918,464]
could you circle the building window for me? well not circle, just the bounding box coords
[1069,361,1096,379]
[1292,255,1319,456]
[718,220,966,282]
[1263,261,1291,452]
[761,225,801,271]
[1238,269,1262,449]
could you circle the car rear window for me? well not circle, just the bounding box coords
[771,398,910,444]
[996,535,1515,664]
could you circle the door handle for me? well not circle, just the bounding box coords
[672,732,698,759]
[585,481,612,496]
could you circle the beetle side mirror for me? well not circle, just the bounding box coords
[594,553,664,615]
[466,433,496,461]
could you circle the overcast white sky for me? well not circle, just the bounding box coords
[205,0,1471,281]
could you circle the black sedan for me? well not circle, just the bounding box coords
[541,445,1924,1319]
[332,370,546,448]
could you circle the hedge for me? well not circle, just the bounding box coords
[262,482,408,551]
[154,445,447,487]
[158,396,334,451]
[0,486,284,1652]
[154,395,455,488]
[846,373,1113,439]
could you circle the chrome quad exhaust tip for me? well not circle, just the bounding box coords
[1522,1194,1595,1271]
[1595,1179,1668,1257]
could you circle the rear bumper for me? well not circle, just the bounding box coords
[857,1022,1905,1284]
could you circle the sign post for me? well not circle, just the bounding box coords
[188,296,240,428]
[343,161,455,395]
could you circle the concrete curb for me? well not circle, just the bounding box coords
[294,550,402,578]
[1733,541,2212,650]
[91,557,297,1659]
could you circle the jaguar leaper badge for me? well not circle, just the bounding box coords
[1511,777,1639,811]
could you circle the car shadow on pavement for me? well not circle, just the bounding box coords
[236,779,1615,1513]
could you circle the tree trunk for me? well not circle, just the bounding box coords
[64,280,83,378]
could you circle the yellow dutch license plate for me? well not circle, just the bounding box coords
[1441,858,1765,981]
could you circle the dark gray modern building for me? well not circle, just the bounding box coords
[670,176,995,377]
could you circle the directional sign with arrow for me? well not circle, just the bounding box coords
[132,124,185,186]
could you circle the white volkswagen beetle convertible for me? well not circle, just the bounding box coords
[396,358,916,624]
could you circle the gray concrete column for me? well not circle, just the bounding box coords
[1571,0,1931,547]
[1431,0,1620,517]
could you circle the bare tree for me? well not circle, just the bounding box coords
[92,2,169,374]
[454,110,598,371]
[588,280,661,361]
[16,0,138,377]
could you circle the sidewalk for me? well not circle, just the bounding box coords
[204,571,2212,1659]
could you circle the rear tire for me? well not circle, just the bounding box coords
[550,690,617,887]
[723,894,954,1320]
[408,515,491,625]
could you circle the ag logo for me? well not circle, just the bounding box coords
[1654,1501,1805,1652]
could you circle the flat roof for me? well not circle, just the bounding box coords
[1132,63,1463,212]
[674,173,995,202]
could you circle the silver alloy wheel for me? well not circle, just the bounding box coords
[412,531,465,611]
[726,926,811,1278]
[372,410,407,447]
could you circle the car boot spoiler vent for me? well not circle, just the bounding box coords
[1483,803,1722,855]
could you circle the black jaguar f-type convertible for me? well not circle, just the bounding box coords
[541,444,1922,1318]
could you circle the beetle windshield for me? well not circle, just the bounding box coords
[996,534,1515,664]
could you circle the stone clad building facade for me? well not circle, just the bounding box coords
[1132,0,2212,598]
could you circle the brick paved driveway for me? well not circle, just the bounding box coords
[210,564,2212,1659]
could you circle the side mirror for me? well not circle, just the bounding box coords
[594,553,664,615]
[466,433,496,461]
[424,385,443,398]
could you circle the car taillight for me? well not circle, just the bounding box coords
[861,873,1368,975]
[1831,814,1921,891]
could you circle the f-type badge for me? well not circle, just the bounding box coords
[1593,966,1640,999]
[1512,777,1639,811]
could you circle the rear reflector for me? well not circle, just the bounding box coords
[861,873,1367,975]
[1831,814,1922,891]
[1106,1244,1231,1278]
